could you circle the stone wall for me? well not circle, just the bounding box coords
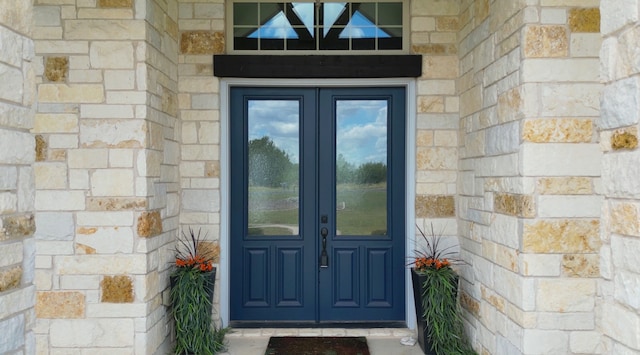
[32,0,178,352]
[457,0,602,354]
[0,0,36,353]
[599,1,640,353]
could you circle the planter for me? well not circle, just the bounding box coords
[411,268,459,355]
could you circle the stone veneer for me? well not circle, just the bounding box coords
[457,0,603,354]
[600,1,640,353]
[2,0,640,354]
[0,0,36,353]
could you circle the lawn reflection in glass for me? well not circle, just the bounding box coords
[335,100,388,237]
[247,100,300,236]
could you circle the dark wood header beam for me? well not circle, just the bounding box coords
[213,55,422,78]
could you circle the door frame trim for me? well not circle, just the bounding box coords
[219,78,417,328]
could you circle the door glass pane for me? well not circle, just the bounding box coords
[247,100,300,236]
[335,100,388,236]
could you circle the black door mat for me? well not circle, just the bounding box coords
[265,336,370,355]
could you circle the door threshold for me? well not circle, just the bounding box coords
[229,321,407,329]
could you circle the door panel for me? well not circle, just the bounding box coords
[230,87,405,325]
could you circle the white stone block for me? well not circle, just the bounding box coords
[0,192,17,214]
[603,152,640,199]
[0,129,34,165]
[34,163,67,189]
[90,169,134,196]
[537,312,594,330]
[615,270,640,310]
[0,242,22,267]
[540,8,566,24]
[69,68,103,82]
[35,190,85,211]
[537,279,596,312]
[57,255,146,275]
[68,149,108,169]
[611,235,640,274]
[59,275,100,290]
[600,77,640,129]
[523,58,599,82]
[79,119,144,147]
[475,153,519,178]
[49,319,134,347]
[571,33,601,58]
[17,166,34,212]
[76,227,134,254]
[0,166,17,190]
[34,6,61,27]
[0,315,25,353]
[570,331,603,354]
[0,27,24,68]
[522,329,569,354]
[540,83,601,117]
[109,149,133,168]
[602,302,640,350]
[34,212,74,241]
[486,121,519,155]
[69,169,90,190]
[80,104,134,119]
[538,195,603,218]
[520,143,601,177]
[104,70,135,90]
[106,91,146,104]
[48,134,78,149]
[521,254,561,276]
[86,303,147,318]
[181,189,219,212]
[601,0,639,35]
[34,241,74,255]
[76,211,133,226]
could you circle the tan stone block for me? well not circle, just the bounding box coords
[180,31,225,55]
[434,131,457,147]
[98,0,132,8]
[537,177,593,195]
[33,113,78,134]
[77,8,133,19]
[495,193,535,218]
[410,17,436,32]
[610,202,640,237]
[568,8,600,33]
[417,130,434,146]
[418,96,444,113]
[422,56,459,79]
[436,16,459,31]
[562,254,599,277]
[411,0,459,16]
[86,197,146,211]
[611,128,638,150]
[38,84,104,103]
[205,161,220,178]
[1,214,35,239]
[537,279,595,312]
[460,85,482,117]
[523,219,600,253]
[416,147,457,170]
[35,135,47,162]
[415,195,455,218]
[35,163,67,189]
[481,286,506,312]
[36,291,85,318]
[460,291,480,316]
[68,149,108,169]
[524,25,569,58]
[523,118,593,143]
[101,275,134,303]
[65,20,145,40]
[0,266,22,292]
[411,44,456,55]
[475,0,490,23]
[137,210,162,238]
[45,57,68,82]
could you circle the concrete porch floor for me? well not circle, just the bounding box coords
[219,328,426,355]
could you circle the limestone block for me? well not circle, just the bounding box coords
[523,118,593,143]
[522,254,561,276]
[520,143,601,177]
[568,8,600,33]
[180,31,224,55]
[76,227,134,254]
[417,80,455,96]
[602,302,640,349]
[493,266,536,310]
[137,211,162,238]
[537,279,596,312]
[35,135,46,162]
[90,169,134,196]
[65,20,145,40]
[604,153,640,200]
[417,147,457,170]
[611,129,638,150]
[79,119,144,148]
[0,192,17,214]
[411,0,459,16]
[422,56,459,79]
[104,70,135,90]
[415,195,455,218]
[0,266,22,292]
[35,190,85,211]
[100,275,134,303]
[524,25,568,58]
[494,193,535,218]
[562,254,599,278]
[78,8,134,19]
[615,270,640,310]
[540,0,599,5]
[181,121,197,144]
[0,24,25,68]
[34,212,74,241]
[600,0,639,35]
[489,214,519,249]
[0,64,23,104]
[38,84,104,103]
[522,329,569,354]
[523,58,599,82]
[49,319,134,347]
[57,255,146,275]
[34,163,67,189]
[523,219,600,253]
[85,197,146,211]
[570,33,601,58]
[418,96,444,113]
[109,149,134,168]
[540,83,601,117]
[44,57,68,82]
[600,77,640,129]
[541,8,566,24]
[569,331,603,354]
[181,189,219,212]
[178,77,218,93]
[609,202,640,237]
[538,195,602,218]
[410,17,436,32]
[33,113,78,133]
[538,312,595,330]
[205,161,220,178]
[80,104,134,119]
[474,153,519,178]
[181,144,218,161]
[194,3,224,19]
[98,0,133,8]
[36,291,85,318]
[67,149,108,168]
[0,314,24,353]
[0,285,34,319]
[486,122,519,155]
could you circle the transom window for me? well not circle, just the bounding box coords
[228,1,407,53]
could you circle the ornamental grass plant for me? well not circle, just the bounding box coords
[170,227,229,355]
[410,224,476,355]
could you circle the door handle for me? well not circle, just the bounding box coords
[319,227,329,268]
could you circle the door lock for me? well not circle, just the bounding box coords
[319,227,329,268]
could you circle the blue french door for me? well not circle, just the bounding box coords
[229,87,405,325]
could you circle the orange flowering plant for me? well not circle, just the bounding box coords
[409,223,459,273]
[174,227,219,272]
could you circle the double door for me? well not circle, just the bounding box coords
[229,87,405,325]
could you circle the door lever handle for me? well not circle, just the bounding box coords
[320,227,329,267]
